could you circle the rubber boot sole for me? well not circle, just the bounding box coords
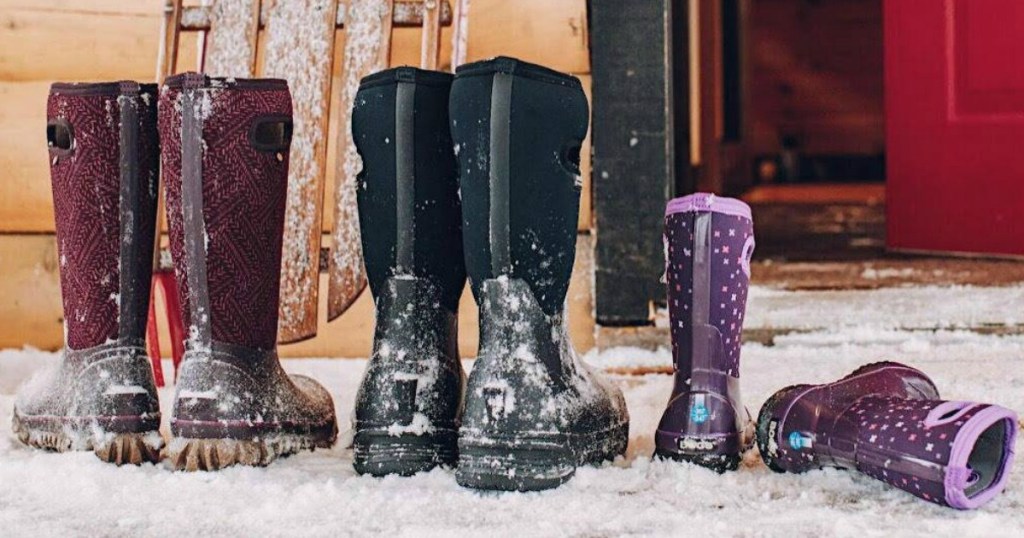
[11,408,163,465]
[353,428,458,476]
[165,420,338,472]
[653,448,745,473]
[455,422,629,492]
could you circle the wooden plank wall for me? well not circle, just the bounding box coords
[0,0,596,357]
[748,0,884,157]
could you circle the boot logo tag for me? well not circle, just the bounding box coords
[678,437,717,451]
[789,431,814,451]
[690,403,709,424]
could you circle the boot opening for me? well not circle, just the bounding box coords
[964,418,1010,498]
[47,120,74,151]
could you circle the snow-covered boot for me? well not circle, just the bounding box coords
[350,67,466,476]
[12,81,163,464]
[655,193,757,471]
[450,57,629,491]
[757,362,1018,509]
[159,73,337,471]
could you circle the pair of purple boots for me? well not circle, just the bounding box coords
[657,193,1018,510]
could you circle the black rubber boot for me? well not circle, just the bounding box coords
[450,57,629,491]
[351,67,466,476]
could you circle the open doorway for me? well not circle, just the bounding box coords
[690,0,1024,288]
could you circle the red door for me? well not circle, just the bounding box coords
[885,0,1024,257]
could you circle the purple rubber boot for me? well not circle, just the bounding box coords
[758,362,1018,509]
[655,193,757,471]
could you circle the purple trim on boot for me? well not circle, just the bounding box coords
[665,193,752,220]
[944,405,1018,510]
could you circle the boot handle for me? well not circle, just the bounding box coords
[923,401,979,428]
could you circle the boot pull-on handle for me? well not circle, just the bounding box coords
[923,401,979,428]
[560,141,584,189]
[46,119,75,153]
[250,115,294,154]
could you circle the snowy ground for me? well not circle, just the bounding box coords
[2,296,1024,536]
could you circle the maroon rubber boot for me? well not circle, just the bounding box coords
[13,81,163,465]
[159,73,337,471]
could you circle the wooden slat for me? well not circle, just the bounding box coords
[0,81,51,232]
[0,234,63,350]
[590,0,670,324]
[263,0,339,343]
[326,0,394,321]
[419,0,442,69]
[463,0,589,73]
[2,233,596,356]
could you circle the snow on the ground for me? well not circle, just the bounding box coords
[1,328,1023,537]
[651,285,1024,339]
[744,285,1024,331]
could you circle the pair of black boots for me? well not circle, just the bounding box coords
[350,57,629,491]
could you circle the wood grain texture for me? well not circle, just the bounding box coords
[419,0,442,69]
[325,0,393,321]
[0,235,63,350]
[462,0,588,73]
[262,0,339,343]
[0,81,51,232]
[1,233,595,356]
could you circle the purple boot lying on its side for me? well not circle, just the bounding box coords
[758,362,1018,509]
[655,193,758,471]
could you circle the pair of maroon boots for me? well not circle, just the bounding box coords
[658,193,1017,509]
[13,75,337,469]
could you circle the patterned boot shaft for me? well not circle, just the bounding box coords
[350,67,465,475]
[449,56,588,316]
[48,82,159,349]
[655,194,755,468]
[159,73,292,350]
[758,362,1016,509]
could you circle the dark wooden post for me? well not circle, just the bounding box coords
[589,0,684,325]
